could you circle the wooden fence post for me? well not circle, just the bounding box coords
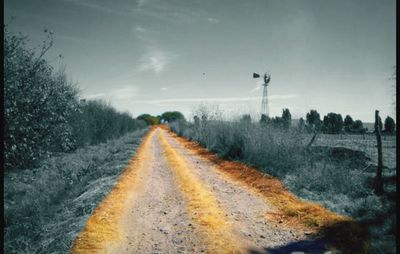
[374,110,384,195]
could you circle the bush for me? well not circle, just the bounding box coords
[306,109,322,132]
[383,116,395,134]
[4,28,146,170]
[161,111,185,123]
[322,112,344,134]
[4,28,80,169]
[70,100,146,147]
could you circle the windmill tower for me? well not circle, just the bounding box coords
[253,71,271,117]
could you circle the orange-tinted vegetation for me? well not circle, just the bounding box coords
[71,128,156,253]
[170,129,370,254]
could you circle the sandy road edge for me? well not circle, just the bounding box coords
[158,129,246,254]
[165,127,370,254]
[71,127,156,254]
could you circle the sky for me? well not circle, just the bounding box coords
[4,0,396,122]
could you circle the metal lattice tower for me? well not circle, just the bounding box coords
[261,83,269,116]
[261,73,271,116]
[253,71,271,117]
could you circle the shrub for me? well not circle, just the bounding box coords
[306,109,322,132]
[4,27,80,169]
[4,28,146,170]
[383,116,395,134]
[322,112,344,134]
[344,115,354,132]
[281,108,292,129]
[161,111,185,123]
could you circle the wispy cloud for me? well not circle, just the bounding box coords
[132,94,297,105]
[137,48,173,74]
[83,93,106,99]
[110,87,138,100]
[59,0,132,16]
[83,87,138,100]
[207,17,219,23]
[135,25,146,33]
[250,86,261,93]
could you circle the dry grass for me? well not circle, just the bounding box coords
[71,128,155,253]
[158,129,244,254]
[170,129,370,254]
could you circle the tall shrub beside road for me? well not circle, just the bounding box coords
[4,28,146,170]
[4,28,80,169]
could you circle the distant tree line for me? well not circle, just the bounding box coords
[235,108,395,135]
[4,27,146,170]
[136,111,185,125]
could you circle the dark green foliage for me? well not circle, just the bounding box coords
[352,120,366,134]
[259,114,270,126]
[137,114,160,125]
[343,115,366,134]
[70,100,146,147]
[4,28,79,169]
[240,114,251,124]
[161,111,185,123]
[344,115,354,132]
[4,28,146,170]
[281,108,292,129]
[298,117,305,132]
[322,113,344,134]
[383,116,395,134]
[306,109,322,132]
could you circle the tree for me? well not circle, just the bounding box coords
[137,114,160,125]
[271,117,283,128]
[240,114,251,124]
[352,120,366,134]
[322,113,344,134]
[4,27,79,169]
[384,116,396,134]
[344,115,354,132]
[298,117,305,132]
[161,111,185,123]
[281,108,292,129]
[259,114,270,126]
[306,109,322,131]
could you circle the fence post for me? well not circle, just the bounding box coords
[374,110,384,195]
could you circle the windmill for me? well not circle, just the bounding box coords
[253,71,271,117]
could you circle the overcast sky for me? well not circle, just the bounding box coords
[5,0,396,122]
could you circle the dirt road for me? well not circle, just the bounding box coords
[72,127,337,254]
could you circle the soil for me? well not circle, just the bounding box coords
[73,127,334,253]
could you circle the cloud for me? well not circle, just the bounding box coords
[82,87,138,101]
[137,48,173,74]
[207,17,220,23]
[137,0,148,8]
[135,25,146,33]
[250,86,262,93]
[110,86,138,100]
[160,87,168,91]
[132,94,297,105]
[58,0,132,16]
[83,93,106,99]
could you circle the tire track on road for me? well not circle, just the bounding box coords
[159,130,245,254]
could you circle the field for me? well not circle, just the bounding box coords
[169,118,397,253]
[312,133,396,169]
[4,129,147,253]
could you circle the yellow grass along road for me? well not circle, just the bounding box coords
[72,126,367,254]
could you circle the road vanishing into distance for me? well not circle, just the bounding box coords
[71,127,342,254]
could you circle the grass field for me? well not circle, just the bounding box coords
[169,118,396,253]
[4,129,147,254]
[311,133,396,169]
